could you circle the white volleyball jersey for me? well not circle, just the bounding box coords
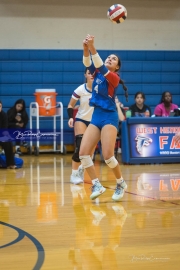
[72,83,94,121]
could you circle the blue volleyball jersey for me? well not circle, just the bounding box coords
[89,65,120,111]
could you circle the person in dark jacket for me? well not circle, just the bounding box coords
[7,99,29,155]
[0,100,17,169]
[129,92,151,117]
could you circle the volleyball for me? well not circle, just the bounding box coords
[107,4,127,24]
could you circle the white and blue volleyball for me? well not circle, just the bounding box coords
[107,4,127,24]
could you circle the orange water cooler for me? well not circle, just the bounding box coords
[34,89,57,116]
[29,89,66,155]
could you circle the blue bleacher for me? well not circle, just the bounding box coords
[0,49,180,145]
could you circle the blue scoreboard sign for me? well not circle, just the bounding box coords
[129,124,180,158]
[121,118,180,164]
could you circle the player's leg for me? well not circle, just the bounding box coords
[74,120,96,181]
[101,125,127,201]
[79,124,100,179]
[70,121,87,184]
[79,124,106,199]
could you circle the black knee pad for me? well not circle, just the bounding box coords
[72,134,83,162]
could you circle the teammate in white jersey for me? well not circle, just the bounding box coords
[67,68,94,184]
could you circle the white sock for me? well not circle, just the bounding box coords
[116,177,123,184]
[72,169,78,176]
[92,178,99,185]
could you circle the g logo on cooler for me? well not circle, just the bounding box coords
[40,95,53,110]
[44,96,51,104]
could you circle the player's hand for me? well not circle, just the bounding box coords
[83,39,88,49]
[86,34,94,47]
[68,118,74,128]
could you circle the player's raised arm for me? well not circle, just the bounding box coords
[83,35,95,74]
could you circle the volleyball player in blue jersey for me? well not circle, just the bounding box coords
[79,34,128,201]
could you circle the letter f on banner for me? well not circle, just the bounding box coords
[159,136,168,149]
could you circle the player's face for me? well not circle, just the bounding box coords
[164,92,172,103]
[85,70,94,83]
[105,54,119,72]
[0,103,2,112]
[135,94,144,105]
[16,103,23,111]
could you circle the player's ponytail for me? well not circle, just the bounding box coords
[114,54,128,102]
[119,79,128,102]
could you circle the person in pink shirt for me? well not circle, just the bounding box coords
[154,91,179,117]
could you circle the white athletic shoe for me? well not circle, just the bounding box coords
[112,180,127,201]
[90,181,106,200]
[78,165,84,180]
[70,173,83,185]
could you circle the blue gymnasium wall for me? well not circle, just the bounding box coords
[0,49,180,145]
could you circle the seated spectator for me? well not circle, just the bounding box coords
[154,91,178,117]
[7,99,29,155]
[129,92,151,117]
[0,101,17,169]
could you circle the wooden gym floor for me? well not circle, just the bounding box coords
[0,153,180,270]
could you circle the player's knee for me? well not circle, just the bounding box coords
[79,155,93,169]
[72,134,83,163]
[105,156,118,168]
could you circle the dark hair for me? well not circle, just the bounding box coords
[116,56,121,71]
[160,91,172,104]
[0,100,2,104]
[14,99,26,111]
[113,54,128,102]
[84,67,88,73]
[135,91,146,100]
[119,79,128,102]
[8,99,29,128]
[84,67,90,83]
